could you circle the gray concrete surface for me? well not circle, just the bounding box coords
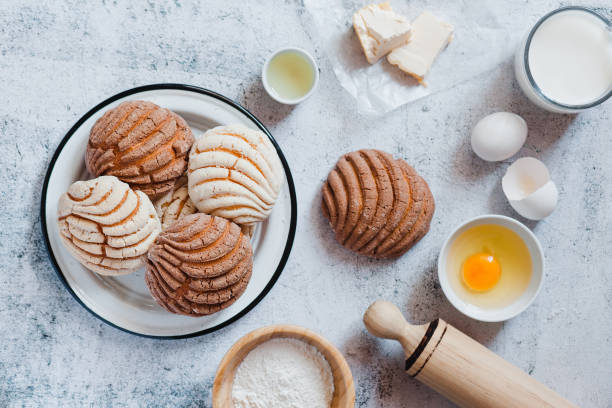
[0,0,610,406]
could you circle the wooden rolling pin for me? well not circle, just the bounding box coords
[363,300,578,408]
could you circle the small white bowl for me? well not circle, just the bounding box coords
[262,47,319,105]
[438,215,544,322]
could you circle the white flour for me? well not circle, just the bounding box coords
[231,338,335,408]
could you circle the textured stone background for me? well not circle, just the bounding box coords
[1,0,611,407]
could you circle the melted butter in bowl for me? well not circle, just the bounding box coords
[262,47,319,104]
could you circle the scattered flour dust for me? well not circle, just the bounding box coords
[231,338,335,408]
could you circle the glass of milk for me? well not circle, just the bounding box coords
[515,6,611,113]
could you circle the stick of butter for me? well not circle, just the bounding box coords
[387,11,454,84]
[353,3,412,64]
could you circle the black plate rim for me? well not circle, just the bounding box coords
[39,83,298,339]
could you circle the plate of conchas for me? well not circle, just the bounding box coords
[41,84,297,338]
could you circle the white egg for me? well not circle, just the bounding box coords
[502,157,558,220]
[471,112,527,161]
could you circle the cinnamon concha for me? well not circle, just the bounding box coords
[154,175,196,231]
[321,149,434,259]
[57,176,161,275]
[86,100,194,199]
[145,213,253,316]
[188,124,284,226]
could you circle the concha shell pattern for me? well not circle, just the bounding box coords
[86,100,194,199]
[321,149,434,259]
[145,213,253,316]
[57,176,161,275]
[188,124,284,226]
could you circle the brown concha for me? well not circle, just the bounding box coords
[321,149,434,259]
[86,100,194,200]
[145,213,253,316]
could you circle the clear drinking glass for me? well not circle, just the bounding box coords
[514,6,612,113]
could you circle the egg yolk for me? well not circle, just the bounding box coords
[461,253,501,292]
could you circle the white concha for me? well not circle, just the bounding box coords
[154,176,196,231]
[188,124,284,225]
[57,176,161,275]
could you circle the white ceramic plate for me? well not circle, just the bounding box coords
[41,84,297,338]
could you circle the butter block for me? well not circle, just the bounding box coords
[387,11,454,83]
[353,3,412,64]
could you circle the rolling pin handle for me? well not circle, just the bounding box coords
[363,300,427,358]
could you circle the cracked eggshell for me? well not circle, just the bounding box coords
[471,112,527,162]
[502,157,558,220]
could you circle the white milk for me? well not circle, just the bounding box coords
[515,8,611,112]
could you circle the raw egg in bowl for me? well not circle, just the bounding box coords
[438,215,544,322]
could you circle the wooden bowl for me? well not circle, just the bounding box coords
[212,324,355,407]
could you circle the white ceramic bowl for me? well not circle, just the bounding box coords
[262,47,319,105]
[438,215,544,322]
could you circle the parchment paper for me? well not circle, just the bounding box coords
[304,0,515,114]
